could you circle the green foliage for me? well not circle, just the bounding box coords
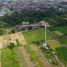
[16,39,21,46]
[11,29,16,33]
[0,28,3,35]
[0,7,67,28]
[56,47,67,65]
[1,48,20,67]
[7,42,15,49]
[1,47,27,67]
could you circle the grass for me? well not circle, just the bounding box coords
[59,36,67,44]
[23,28,60,66]
[41,50,58,65]
[56,47,67,66]
[49,25,67,34]
[1,48,20,67]
[24,45,43,67]
[47,40,61,49]
[23,28,53,44]
[1,46,26,67]
[49,25,67,44]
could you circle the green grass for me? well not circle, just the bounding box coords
[22,28,54,66]
[59,36,67,44]
[1,47,26,67]
[24,45,43,67]
[49,25,67,34]
[49,25,67,44]
[56,47,67,66]
[23,28,53,44]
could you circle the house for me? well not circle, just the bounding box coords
[15,21,49,31]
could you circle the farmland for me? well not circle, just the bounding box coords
[0,1,67,67]
[0,25,67,67]
[0,25,66,67]
[49,25,67,66]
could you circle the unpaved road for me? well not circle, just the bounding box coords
[18,47,33,67]
[31,45,51,67]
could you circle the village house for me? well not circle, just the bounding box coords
[15,21,49,31]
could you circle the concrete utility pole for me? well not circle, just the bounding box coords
[42,23,49,49]
[45,24,47,43]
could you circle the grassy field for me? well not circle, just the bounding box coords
[49,25,67,44]
[47,40,61,49]
[24,45,43,67]
[49,25,67,34]
[59,36,67,44]
[23,28,53,67]
[1,27,66,67]
[23,28,53,44]
[56,47,67,66]
[1,46,26,67]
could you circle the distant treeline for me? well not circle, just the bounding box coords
[0,7,67,27]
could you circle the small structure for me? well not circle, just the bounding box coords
[15,21,50,31]
[42,42,49,49]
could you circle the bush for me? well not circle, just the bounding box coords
[7,42,15,49]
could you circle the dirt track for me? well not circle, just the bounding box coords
[18,47,33,67]
[31,45,51,67]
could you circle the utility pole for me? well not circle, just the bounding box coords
[45,24,47,43]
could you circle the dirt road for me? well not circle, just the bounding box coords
[31,45,51,67]
[18,47,33,67]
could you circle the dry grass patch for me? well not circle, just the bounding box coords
[47,40,61,49]
[54,31,63,36]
